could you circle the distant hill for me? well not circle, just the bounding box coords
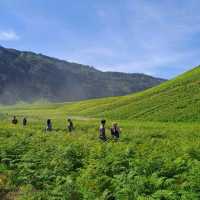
[0,46,165,104]
[48,65,200,122]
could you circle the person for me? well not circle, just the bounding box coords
[99,119,107,141]
[67,118,74,132]
[12,116,18,125]
[111,123,120,140]
[23,117,27,126]
[46,119,52,131]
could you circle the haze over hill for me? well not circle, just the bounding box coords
[0,46,165,104]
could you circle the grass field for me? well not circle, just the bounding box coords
[1,66,200,199]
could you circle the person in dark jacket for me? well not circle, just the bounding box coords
[67,118,74,132]
[111,123,120,140]
[46,119,52,131]
[23,117,27,126]
[12,116,18,125]
[99,119,107,141]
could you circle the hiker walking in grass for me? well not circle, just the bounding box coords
[46,119,52,131]
[23,117,27,126]
[67,118,74,132]
[12,116,18,125]
[111,123,120,140]
[99,119,107,141]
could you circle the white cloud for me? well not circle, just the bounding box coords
[0,30,19,41]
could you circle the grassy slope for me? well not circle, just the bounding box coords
[1,66,200,122]
[61,65,200,122]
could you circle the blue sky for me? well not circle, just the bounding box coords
[0,0,200,78]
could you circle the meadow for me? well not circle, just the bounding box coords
[1,110,200,200]
[1,66,200,199]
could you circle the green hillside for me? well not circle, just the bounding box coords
[3,65,200,122]
[0,46,165,104]
[60,65,200,122]
[94,65,200,122]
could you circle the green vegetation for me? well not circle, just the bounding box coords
[1,117,200,200]
[0,66,200,199]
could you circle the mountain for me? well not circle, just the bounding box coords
[0,46,165,104]
[50,65,200,122]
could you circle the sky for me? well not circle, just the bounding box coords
[0,0,200,79]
